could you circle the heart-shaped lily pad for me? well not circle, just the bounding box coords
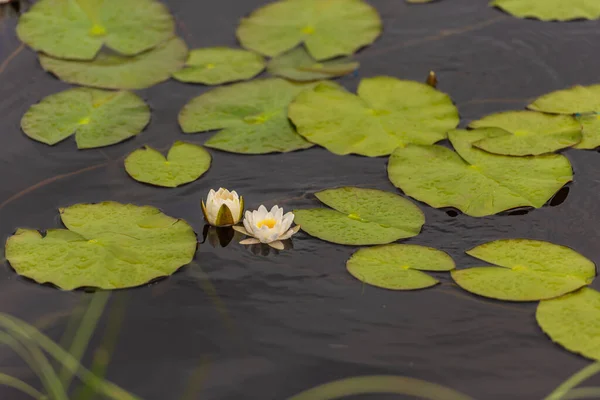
[468,111,581,156]
[172,47,265,85]
[529,85,600,149]
[125,141,211,187]
[293,187,425,245]
[452,239,595,301]
[236,0,382,60]
[537,288,600,360]
[17,0,175,60]
[347,244,455,290]
[39,37,188,90]
[5,202,198,290]
[387,128,573,217]
[179,78,336,154]
[490,0,600,21]
[267,46,359,81]
[21,88,150,149]
[288,77,459,156]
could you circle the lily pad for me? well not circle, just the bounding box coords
[537,288,600,360]
[179,78,335,154]
[267,46,359,81]
[172,47,265,85]
[293,187,424,245]
[236,0,382,60]
[124,141,211,187]
[288,77,459,157]
[5,202,198,290]
[490,0,600,21]
[529,85,600,149]
[17,0,174,60]
[387,128,573,217]
[39,37,188,90]
[451,239,595,301]
[468,111,581,156]
[21,87,150,149]
[347,244,454,290]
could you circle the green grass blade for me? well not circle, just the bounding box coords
[0,372,46,399]
[545,362,600,400]
[561,387,600,399]
[287,375,474,400]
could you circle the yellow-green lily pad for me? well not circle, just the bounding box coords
[124,141,211,188]
[178,78,336,154]
[347,244,454,290]
[490,0,600,21]
[387,128,573,217]
[236,0,382,60]
[172,47,265,85]
[529,85,600,149]
[21,87,150,149]
[293,187,424,246]
[452,239,595,301]
[17,0,174,60]
[288,77,459,157]
[39,37,188,90]
[537,288,600,360]
[468,111,581,156]
[267,46,359,81]
[5,202,198,290]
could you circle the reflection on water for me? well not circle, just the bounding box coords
[201,225,239,248]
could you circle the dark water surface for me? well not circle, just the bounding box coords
[2,1,600,399]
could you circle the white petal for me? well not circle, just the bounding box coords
[231,190,239,200]
[274,206,283,221]
[243,217,253,235]
[268,241,284,250]
[232,225,250,236]
[240,238,260,245]
[280,212,294,232]
[258,205,268,214]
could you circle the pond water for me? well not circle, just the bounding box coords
[1,0,600,399]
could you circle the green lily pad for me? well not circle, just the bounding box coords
[236,0,382,60]
[178,78,335,154]
[288,77,459,157]
[5,202,197,290]
[124,141,211,187]
[537,288,600,360]
[16,0,175,60]
[39,37,188,90]
[452,239,595,301]
[293,187,424,245]
[387,128,573,217]
[21,87,150,149]
[468,111,581,156]
[529,85,600,149]
[347,244,454,290]
[490,0,600,21]
[267,46,359,81]
[172,47,265,85]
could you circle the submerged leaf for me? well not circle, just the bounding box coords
[124,141,211,187]
[172,47,265,85]
[288,76,459,157]
[236,0,382,60]
[529,85,600,149]
[490,0,600,21]
[267,46,359,81]
[347,244,454,290]
[39,37,188,90]
[21,88,150,149]
[17,0,174,60]
[294,187,424,245]
[452,239,595,301]
[387,128,573,217]
[5,202,197,290]
[537,288,600,360]
[178,78,334,154]
[468,111,581,155]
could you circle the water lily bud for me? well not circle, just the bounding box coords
[201,188,243,227]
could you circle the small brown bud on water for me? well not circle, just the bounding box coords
[426,70,438,88]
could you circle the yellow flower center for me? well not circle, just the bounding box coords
[257,219,276,229]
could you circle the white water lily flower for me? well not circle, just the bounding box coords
[201,188,243,227]
[232,205,300,250]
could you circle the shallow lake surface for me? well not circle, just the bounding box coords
[1,0,600,399]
